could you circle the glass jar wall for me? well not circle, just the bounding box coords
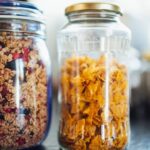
[58,3,131,150]
[0,1,51,149]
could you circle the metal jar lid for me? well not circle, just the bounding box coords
[65,2,122,16]
[0,1,45,24]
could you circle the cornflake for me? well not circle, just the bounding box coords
[59,55,129,150]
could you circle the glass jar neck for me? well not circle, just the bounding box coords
[67,11,120,23]
[0,19,46,39]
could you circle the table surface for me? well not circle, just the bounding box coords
[24,101,150,150]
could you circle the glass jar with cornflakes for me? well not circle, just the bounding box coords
[58,2,131,150]
[0,1,52,149]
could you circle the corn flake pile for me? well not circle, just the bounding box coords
[59,55,129,150]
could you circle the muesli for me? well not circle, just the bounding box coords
[0,32,48,149]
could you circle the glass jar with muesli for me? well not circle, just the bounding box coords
[0,1,52,149]
[58,2,131,150]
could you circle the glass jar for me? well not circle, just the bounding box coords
[0,1,52,149]
[58,3,131,150]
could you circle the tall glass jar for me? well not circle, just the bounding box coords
[58,3,131,150]
[0,1,52,149]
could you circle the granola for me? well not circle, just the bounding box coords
[0,32,49,149]
[59,55,129,150]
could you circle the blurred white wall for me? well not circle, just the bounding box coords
[29,0,150,83]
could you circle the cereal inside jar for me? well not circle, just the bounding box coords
[59,55,129,150]
[0,1,51,150]
[58,2,131,150]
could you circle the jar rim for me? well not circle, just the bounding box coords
[65,2,122,16]
[0,1,42,11]
[0,1,45,24]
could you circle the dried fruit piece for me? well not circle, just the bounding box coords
[16,137,26,146]
[23,47,30,61]
[4,108,16,113]
[13,53,22,60]
[1,85,9,97]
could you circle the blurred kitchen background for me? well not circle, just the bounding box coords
[23,0,150,121]
[4,0,148,148]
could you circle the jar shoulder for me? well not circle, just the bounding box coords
[58,21,131,38]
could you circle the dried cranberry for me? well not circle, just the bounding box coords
[28,68,33,74]
[1,86,8,97]
[0,133,5,137]
[16,137,26,145]
[23,48,30,62]
[25,115,31,121]
[13,53,22,60]
[4,108,16,113]
[0,98,8,106]
[4,51,10,55]
[0,133,5,140]
[0,120,3,125]
[23,55,28,62]
[23,48,30,54]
